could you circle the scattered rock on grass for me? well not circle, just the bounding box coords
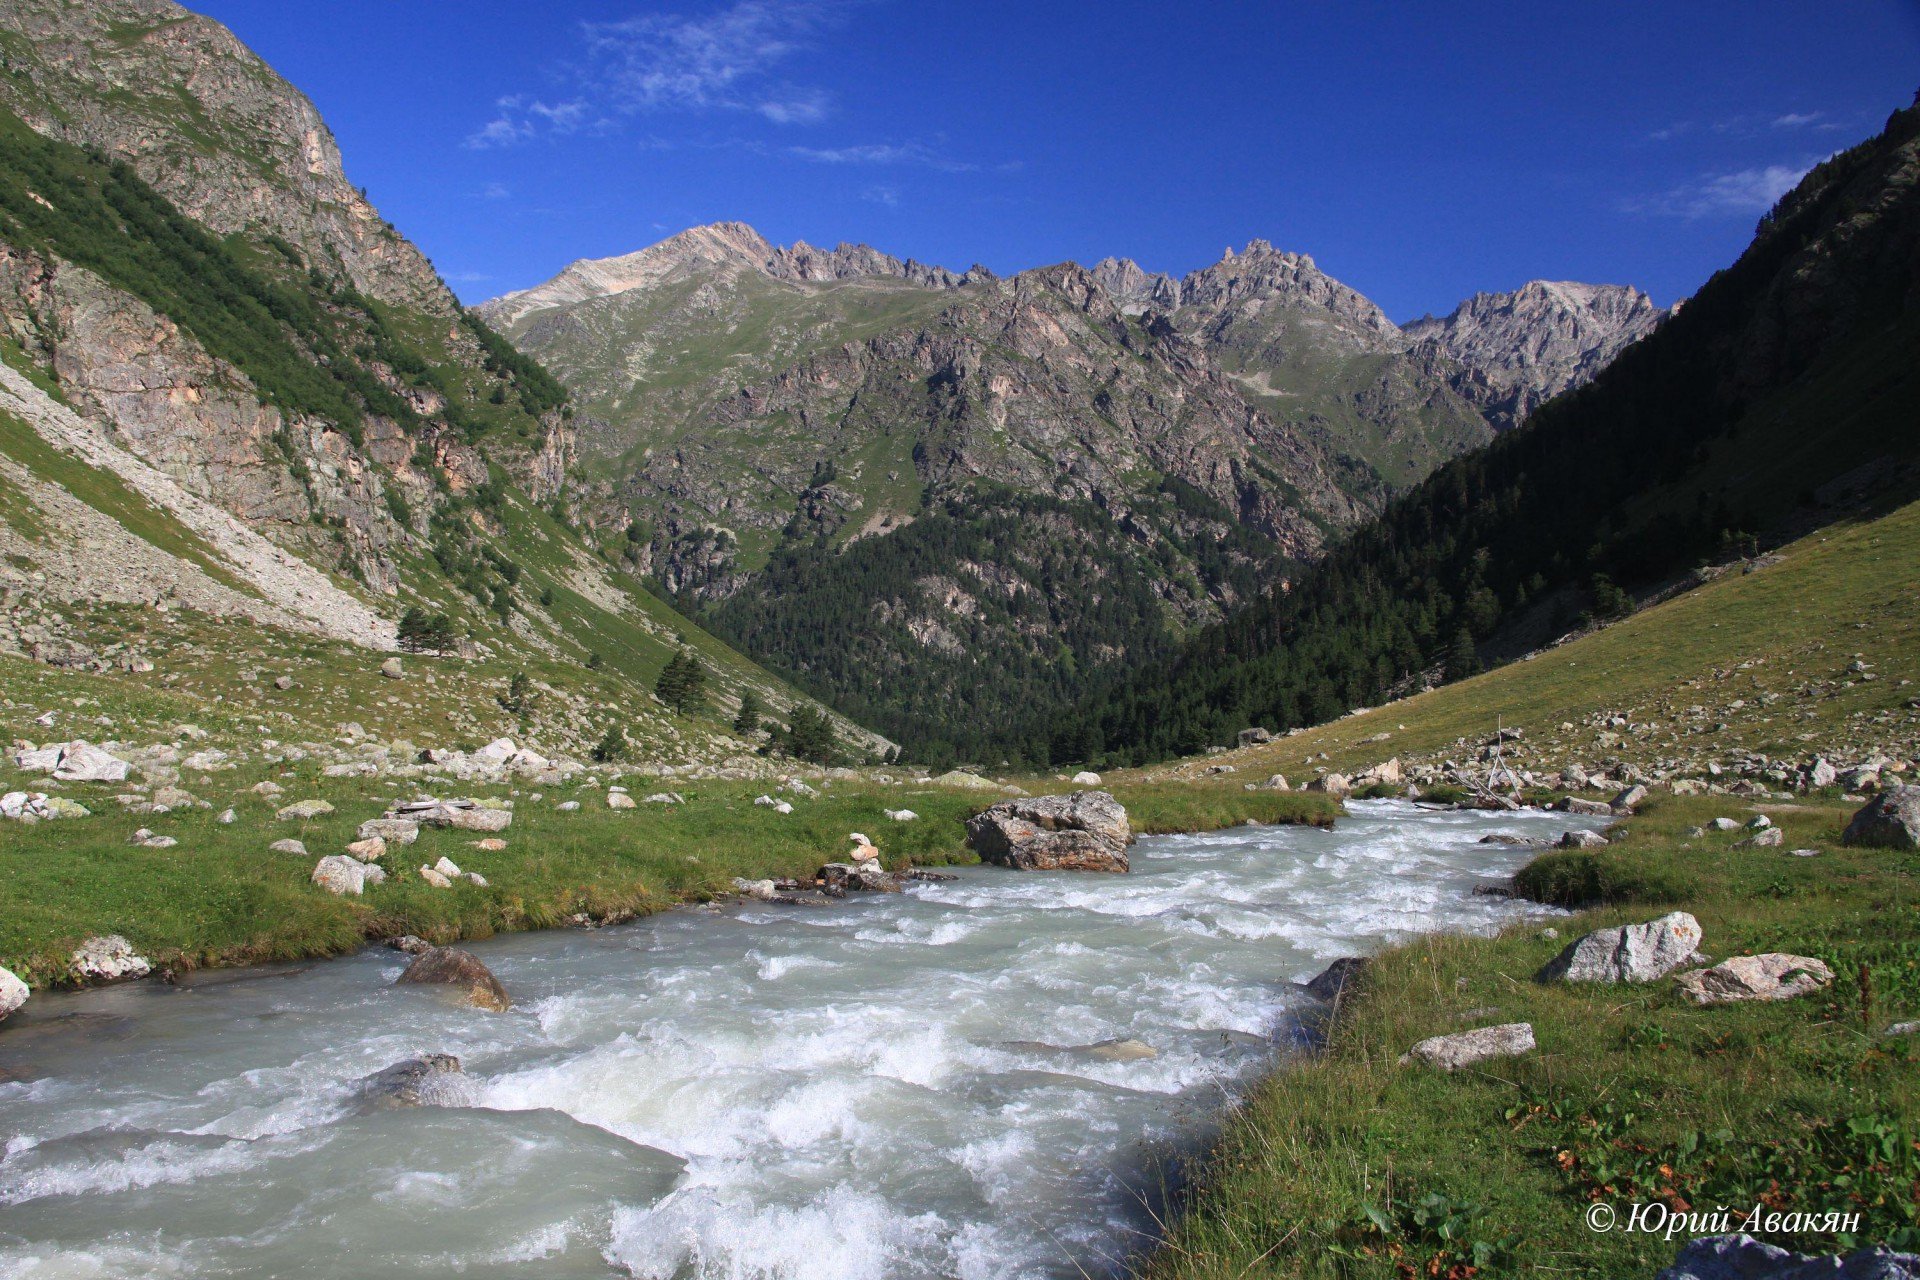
[1399,1023,1535,1071]
[1539,912,1701,984]
[1558,828,1608,849]
[312,855,372,895]
[270,838,307,856]
[1675,955,1834,1005]
[357,818,419,846]
[276,800,334,821]
[1736,828,1786,848]
[1656,1232,1919,1280]
[1841,785,1919,850]
[1071,771,1102,786]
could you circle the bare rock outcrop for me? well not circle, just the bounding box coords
[966,790,1133,873]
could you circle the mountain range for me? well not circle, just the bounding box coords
[480,224,1665,756]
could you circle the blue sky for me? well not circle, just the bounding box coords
[195,0,1920,319]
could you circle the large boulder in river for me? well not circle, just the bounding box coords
[1539,912,1701,984]
[358,1054,472,1109]
[396,946,511,1011]
[1841,785,1920,850]
[0,965,27,1022]
[966,790,1132,873]
[1302,957,1368,1004]
[1657,1232,1920,1280]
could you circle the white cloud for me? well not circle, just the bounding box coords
[861,183,900,206]
[1626,162,1815,218]
[787,142,975,171]
[480,182,512,200]
[758,88,831,125]
[1772,112,1821,128]
[448,271,493,283]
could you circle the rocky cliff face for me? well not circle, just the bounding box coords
[1405,281,1669,428]
[0,0,452,314]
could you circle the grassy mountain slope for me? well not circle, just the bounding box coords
[1136,498,1920,1277]
[1077,98,1920,765]
[0,2,882,766]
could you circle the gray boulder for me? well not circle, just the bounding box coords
[1611,784,1649,812]
[1676,954,1834,1005]
[312,855,370,895]
[1558,797,1613,816]
[396,946,511,1011]
[276,799,335,821]
[0,965,27,1022]
[1735,827,1785,848]
[1558,828,1608,849]
[270,838,307,856]
[1302,957,1368,1003]
[817,862,903,893]
[1400,1022,1535,1071]
[70,935,150,984]
[1539,912,1701,984]
[1841,786,1920,850]
[966,790,1133,873]
[49,741,132,784]
[357,818,421,846]
[1658,1233,1918,1280]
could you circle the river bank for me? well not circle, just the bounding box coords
[0,800,1557,1280]
[1143,793,1920,1278]
[0,770,1335,986]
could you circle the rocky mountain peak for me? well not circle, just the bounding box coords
[1405,280,1669,427]
[482,222,979,328]
[1089,257,1179,313]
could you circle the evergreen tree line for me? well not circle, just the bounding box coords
[1056,101,1920,766]
[700,484,1289,767]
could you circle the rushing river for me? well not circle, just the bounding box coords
[0,800,1591,1280]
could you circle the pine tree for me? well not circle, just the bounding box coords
[590,725,627,763]
[733,690,762,736]
[655,650,709,714]
[1444,627,1481,682]
[783,705,838,763]
[501,671,532,714]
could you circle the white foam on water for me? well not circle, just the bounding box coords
[0,801,1574,1278]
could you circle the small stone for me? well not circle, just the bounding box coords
[276,799,335,821]
[345,837,387,860]
[270,838,308,855]
[419,865,453,888]
[1735,827,1785,848]
[1400,1023,1535,1071]
[1557,828,1608,848]
[433,856,462,878]
[1071,771,1102,786]
[217,808,237,824]
[471,837,506,851]
[380,657,405,680]
[357,818,420,846]
[607,791,637,810]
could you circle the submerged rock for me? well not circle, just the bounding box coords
[358,1054,471,1109]
[966,790,1133,873]
[396,947,511,1011]
[1539,912,1701,984]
